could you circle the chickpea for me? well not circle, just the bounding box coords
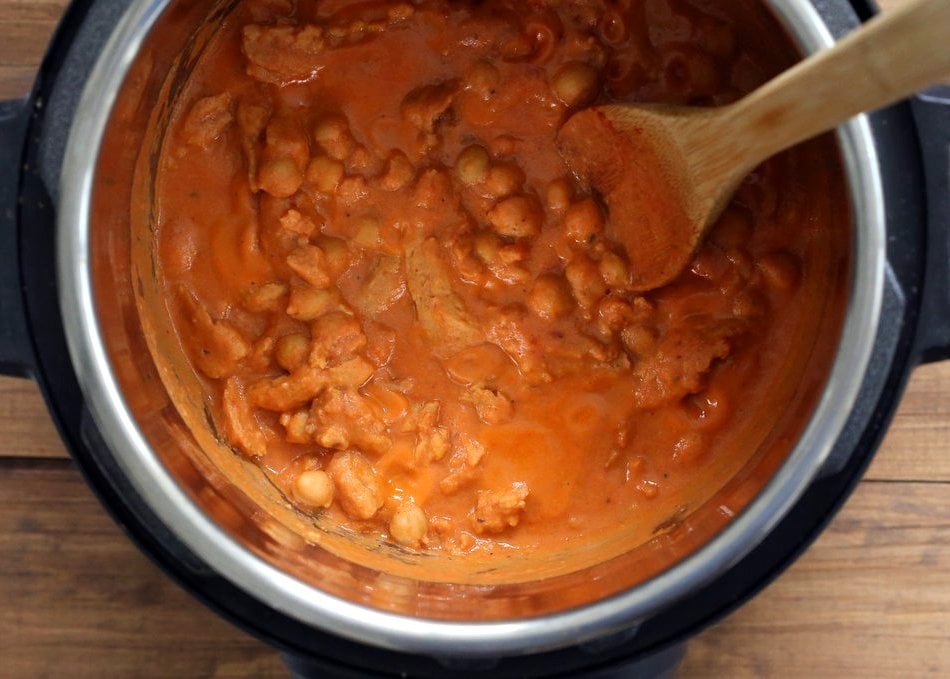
[389,502,428,548]
[414,168,451,209]
[247,337,275,374]
[380,150,414,191]
[316,236,352,277]
[353,216,382,250]
[280,411,313,444]
[258,157,303,198]
[242,281,288,313]
[629,296,655,323]
[565,256,607,310]
[528,274,574,320]
[597,297,634,333]
[450,235,485,284]
[306,155,344,193]
[275,332,310,371]
[347,144,381,175]
[264,118,309,167]
[498,242,528,265]
[295,470,334,508]
[455,145,490,186]
[286,286,338,321]
[337,175,368,205]
[564,198,605,243]
[507,266,532,286]
[482,163,525,199]
[313,113,355,160]
[279,209,317,237]
[546,178,573,212]
[552,62,599,108]
[473,230,501,264]
[466,60,501,100]
[317,424,350,450]
[488,195,542,239]
[286,244,331,289]
[599,251,631,289]
[621,323,657,356]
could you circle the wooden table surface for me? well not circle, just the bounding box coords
[2,1,948,677]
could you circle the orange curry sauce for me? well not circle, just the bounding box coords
[156,0,846,558]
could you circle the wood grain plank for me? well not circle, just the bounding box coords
[869,362,950,482]
[681,480,950,678]
[0,0,69,23]
[0,463,285,679]
[878,0,909,12]
[0,0,65,97]
[0,21,63,67]
[0,65,44,99]
[0,377,68,459]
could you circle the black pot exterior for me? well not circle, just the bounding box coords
[1,0,948,675]
[912,87,950,364]
[0,97,34,378]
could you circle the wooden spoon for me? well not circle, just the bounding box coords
[557,0,950,292]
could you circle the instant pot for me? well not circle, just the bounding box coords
[1,0,948,675]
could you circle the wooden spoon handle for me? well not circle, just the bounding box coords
[732,0,950,168]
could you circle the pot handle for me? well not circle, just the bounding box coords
[912,86,950,364]
[0,98,35,378]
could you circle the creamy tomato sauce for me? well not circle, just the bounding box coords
[155,0,846,558]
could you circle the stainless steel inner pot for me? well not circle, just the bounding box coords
[56,0,885,658]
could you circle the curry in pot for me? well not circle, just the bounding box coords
[153,0,849,562]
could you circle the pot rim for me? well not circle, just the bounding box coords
[57,0,885,658]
